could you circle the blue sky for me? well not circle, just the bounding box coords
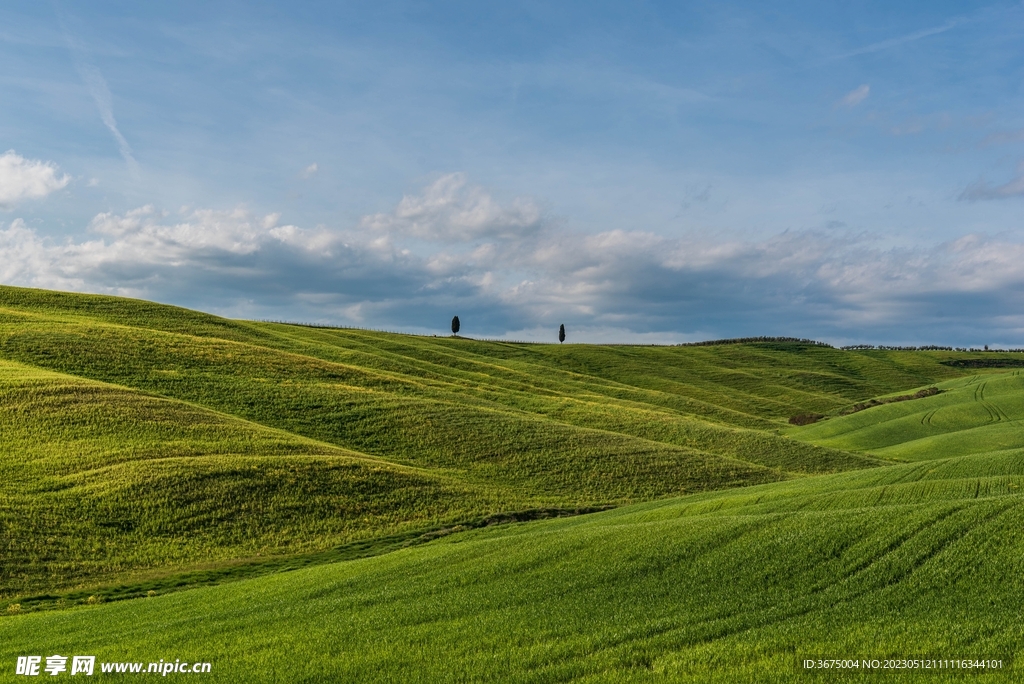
[2,1,1024,344]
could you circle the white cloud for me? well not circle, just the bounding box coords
[838,84,870,108]
[5,174,1024,344]
[85,205,326,257]
[0,151,71,206]
[301,163,318,178]
[361,173,543,242]
[0,219,65,286]
[11,206,319,283]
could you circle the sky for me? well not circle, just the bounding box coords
[2,1,1024,345]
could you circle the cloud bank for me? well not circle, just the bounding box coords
[0,152,70,207]
[3,174,1024,345]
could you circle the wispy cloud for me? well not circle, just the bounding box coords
[301,163,318,179]
[74,63,139,176]
[835,19,961,59]
[0,151,70,207]
[838,84,870,108]
[979,128,1024,148]
[56,12,139,177]
[959,163,1024,201]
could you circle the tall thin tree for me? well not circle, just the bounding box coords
[451,316,460,336]
[558,324,565,344]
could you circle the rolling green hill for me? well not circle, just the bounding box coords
[790,371,1024,462]
[0,359,521,598]
[0,284,925,598]
[3,285,1024,681]
[2,451,1021,682]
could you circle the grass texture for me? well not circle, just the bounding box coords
[3,285,1024,681]
[0,284,941,597]
[791,371,1024,462]
[2,452,1022,682]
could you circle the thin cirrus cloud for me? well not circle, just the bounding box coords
[57,10,140,178]
[0,151,70,207]
[74,62,139,178]
[979,128,1024,147]
[834,18,962,59]
[838,84,870,108]
[959,162,1024,201]
[3,174,1024,345]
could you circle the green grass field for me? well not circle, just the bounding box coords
[3,453,1021,682]
[790,371,1024,462]
[2,285,1023,681]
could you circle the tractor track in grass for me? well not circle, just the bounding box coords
[991,402,1012,422]
[560,496,1023,667]
[970,381,1011,425]
[826,498,1012,592]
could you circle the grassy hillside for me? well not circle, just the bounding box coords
[3,451,1021,682]
[0,359,520,598]
[3,286,1024,680]
[0,285,929,597]
[790,371,1024,462]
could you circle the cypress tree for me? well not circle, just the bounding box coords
[451,316,460,336]
[558,324,565,344]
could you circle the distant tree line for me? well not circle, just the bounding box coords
[676,336,833,348]
[843,345,1024,353]
[841,344,955,351]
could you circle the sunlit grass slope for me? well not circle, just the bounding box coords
[4,285,1024,680]
[791,371,1024,462]
[0,287,880,493]
[4,451,1022,683]
[0,359,518,597]
[0,286,965,480]
[0,284,1001,601]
